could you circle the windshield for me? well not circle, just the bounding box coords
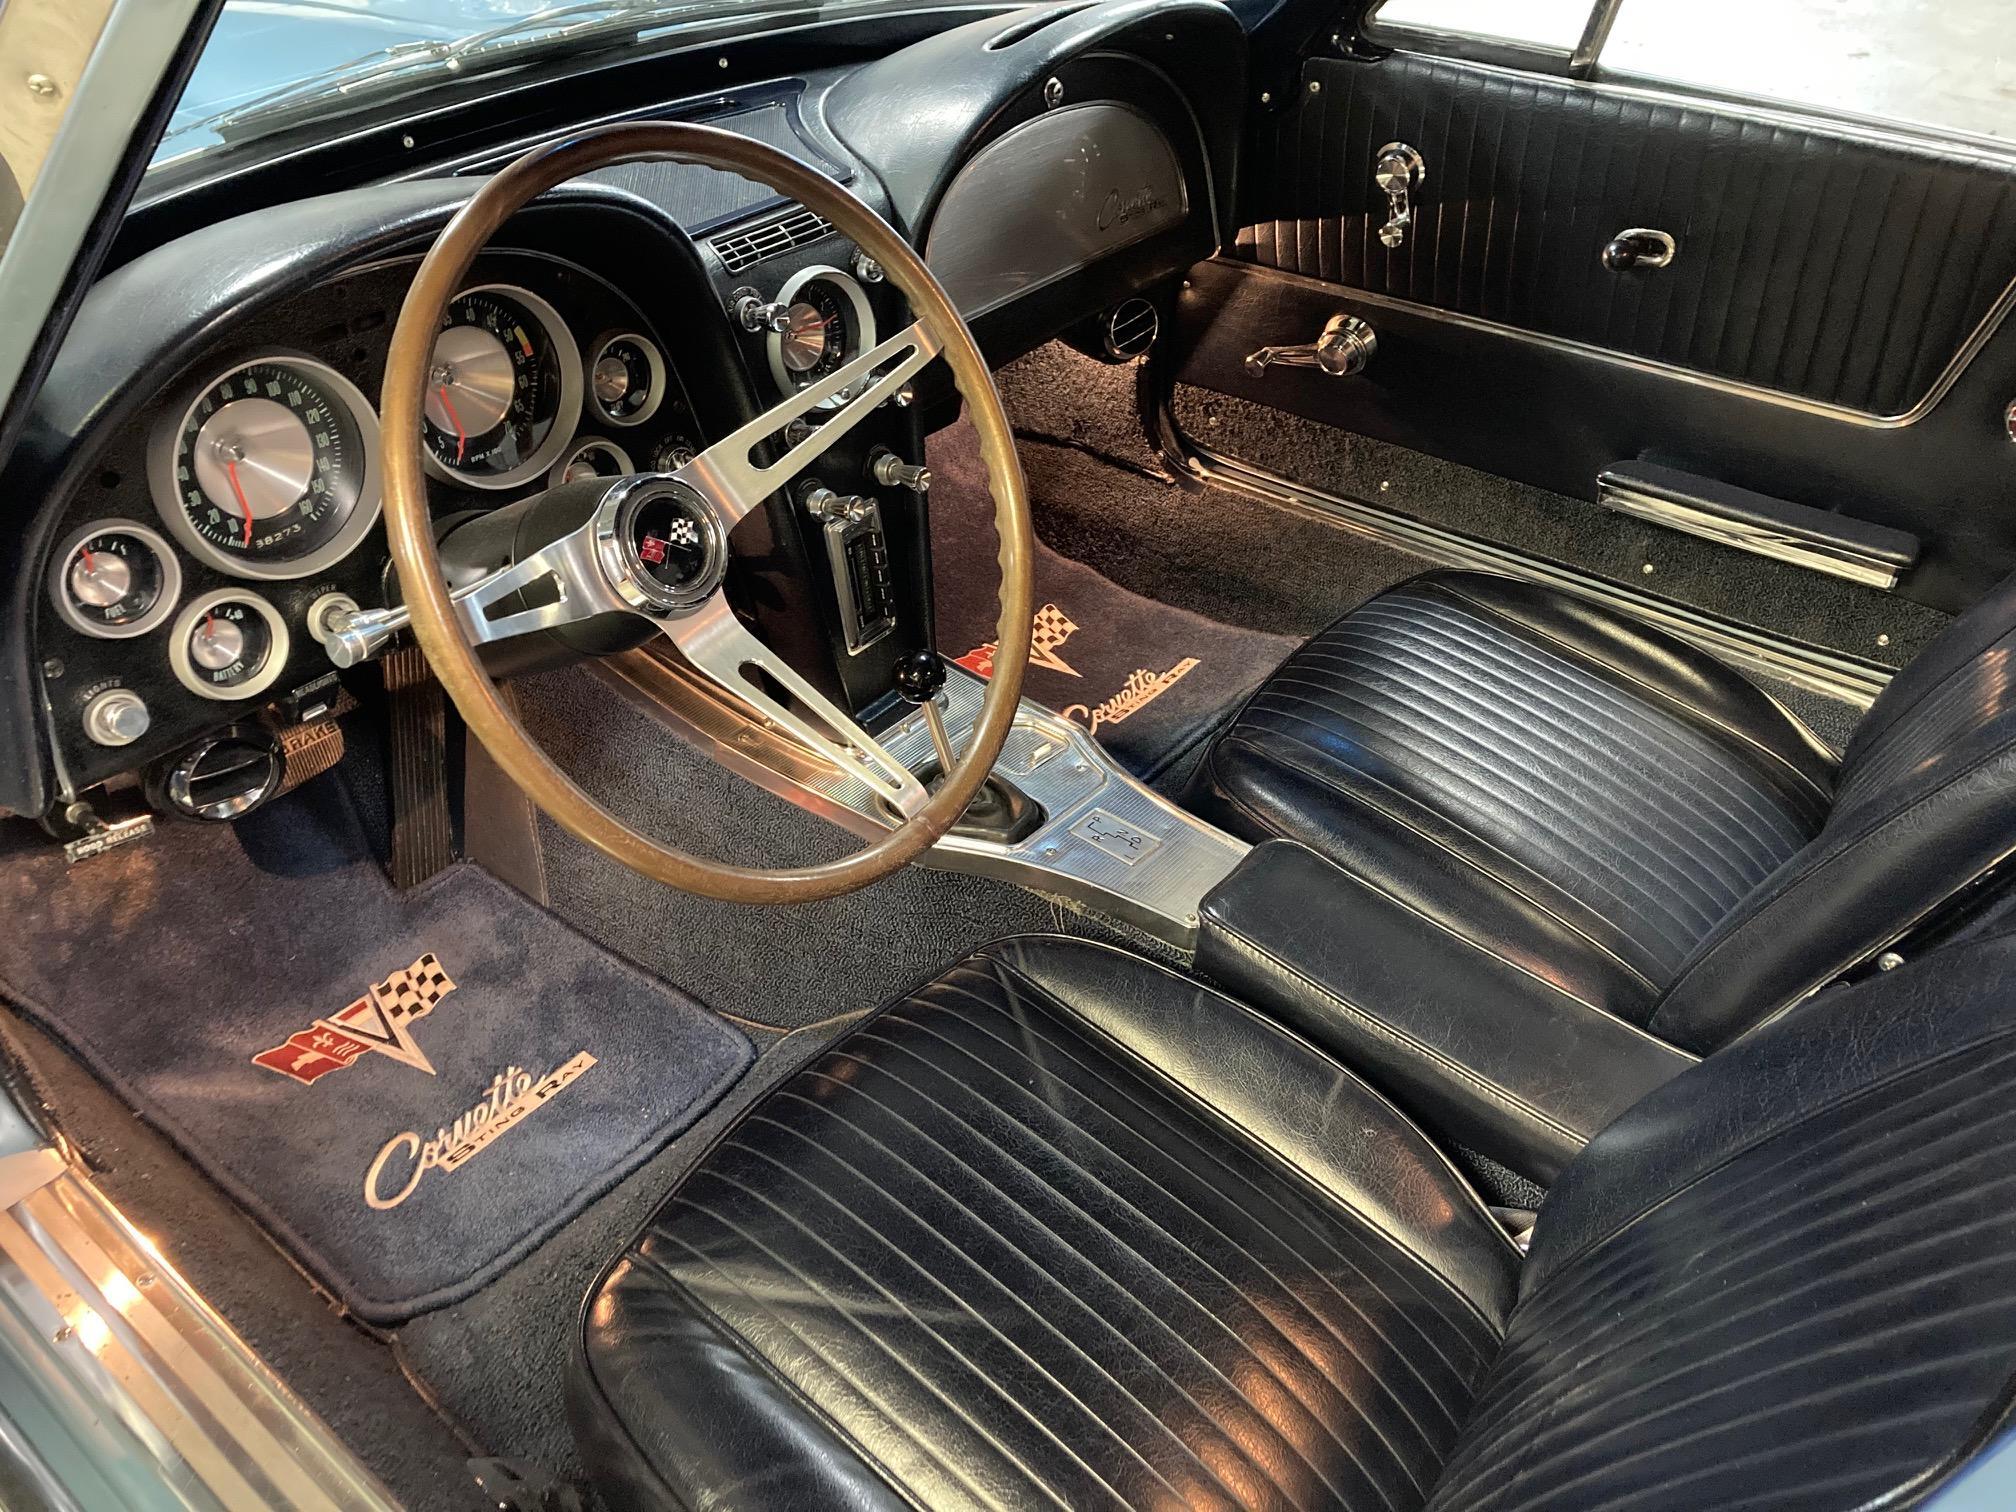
[152,0,926,168]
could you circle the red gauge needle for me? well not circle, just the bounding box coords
[225,457,254,548]
[437,384,467,464]
[79,549,94,573]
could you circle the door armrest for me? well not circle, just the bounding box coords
[1197,841,1697,1183]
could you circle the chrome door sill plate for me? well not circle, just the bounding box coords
[1179,441,1892,709]
[0,1145,396,1511]
[1595,473,1903,590]
[599,650,1249,949]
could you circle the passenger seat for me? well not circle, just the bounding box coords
[1187,569,2016,1053]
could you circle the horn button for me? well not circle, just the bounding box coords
[597,478,727,615]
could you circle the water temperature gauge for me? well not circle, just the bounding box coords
[49,520,180,638]
[169,590,291,702]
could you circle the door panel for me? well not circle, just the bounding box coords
[1175,49,2016,614]
[1238,54,2016,419]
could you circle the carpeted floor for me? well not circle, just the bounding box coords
[508,662,1165,1034]
[0,774,751,1323]
[993,343,1875,756]
[928,421,1302,780]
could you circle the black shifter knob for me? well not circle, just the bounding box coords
[892,649,947,705]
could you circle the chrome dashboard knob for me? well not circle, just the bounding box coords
[732,291,792,333]
[82,687,150,747]
[871,453,931,492]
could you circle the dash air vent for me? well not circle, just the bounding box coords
[710,207,836,274]
[1103,298,1160,360]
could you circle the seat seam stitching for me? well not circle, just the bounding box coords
[1214,732,1667,995]
[980,962,1524,1321]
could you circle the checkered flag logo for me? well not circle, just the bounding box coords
[664,518,699,548]
[316,952,460,1076]
[372,953,456,1023]
[1028,603,1081,677]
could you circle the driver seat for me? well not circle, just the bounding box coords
[568,934,2016,1510]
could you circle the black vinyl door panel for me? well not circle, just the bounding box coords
[1175,50,2016,613]
[1240,53,2016,418]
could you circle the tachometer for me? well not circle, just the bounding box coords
[149,356,381,580]
[422,284,580,489]
[766,266,875,407]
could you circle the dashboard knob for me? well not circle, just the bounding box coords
[82,687,149,747]
[851,251,885,284]
[871,453,932,493]
[732,292,792,333]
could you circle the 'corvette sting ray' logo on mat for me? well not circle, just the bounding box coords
[365,1054,598,1211]
[252,953,457,1084]
[954,602,1200,734]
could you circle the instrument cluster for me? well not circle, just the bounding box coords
[38,252,702,792]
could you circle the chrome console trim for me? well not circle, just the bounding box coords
[0,1122,397,1511]
[1596,472,1904,590]
[596,650,1248,948]
[1173,438,1892,709]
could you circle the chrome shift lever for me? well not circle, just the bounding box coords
[892,649,958,772]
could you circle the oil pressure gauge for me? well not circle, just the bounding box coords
[50,520,180,638]
[169,589,290,702]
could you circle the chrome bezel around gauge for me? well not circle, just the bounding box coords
[48,519,182,639]
[422,283,582,492]
[766,265,876,408]
[147,355,384,582]
[169,589,291,702]
[586,331,666,428]
[548,437,635,489]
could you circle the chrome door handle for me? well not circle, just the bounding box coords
[1375,142,1426,250]
[1602,227,1678,271]
[1245,313,1378,378]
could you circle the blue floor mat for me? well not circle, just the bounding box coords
[0,776,752,1323]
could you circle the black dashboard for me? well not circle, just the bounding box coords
[0,0,1246,822]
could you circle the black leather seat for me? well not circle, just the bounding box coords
[1187,568,2016,1052]
[571,933,2016,1510]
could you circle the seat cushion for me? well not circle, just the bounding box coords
[571,936,1520,1512]
[1188,571,1834,1022]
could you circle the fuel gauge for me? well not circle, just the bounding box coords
[169,590,290,702]
[50,520,180,638]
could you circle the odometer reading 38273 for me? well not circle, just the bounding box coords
[149,355,382,581]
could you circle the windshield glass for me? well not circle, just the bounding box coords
[152,0,918,168]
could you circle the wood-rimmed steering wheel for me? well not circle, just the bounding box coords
[377,123,1033,902]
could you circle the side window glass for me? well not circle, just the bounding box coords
[1601,2,2011,144]
[1361,0,2013,145]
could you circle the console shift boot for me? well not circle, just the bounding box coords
[918,762,1045,844]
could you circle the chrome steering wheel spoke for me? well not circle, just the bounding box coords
[671,319,941,528]
[660,590,929,816]
[448,516,621,645]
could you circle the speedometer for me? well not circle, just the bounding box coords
[421,284,580,490]
[149,356,381,580]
